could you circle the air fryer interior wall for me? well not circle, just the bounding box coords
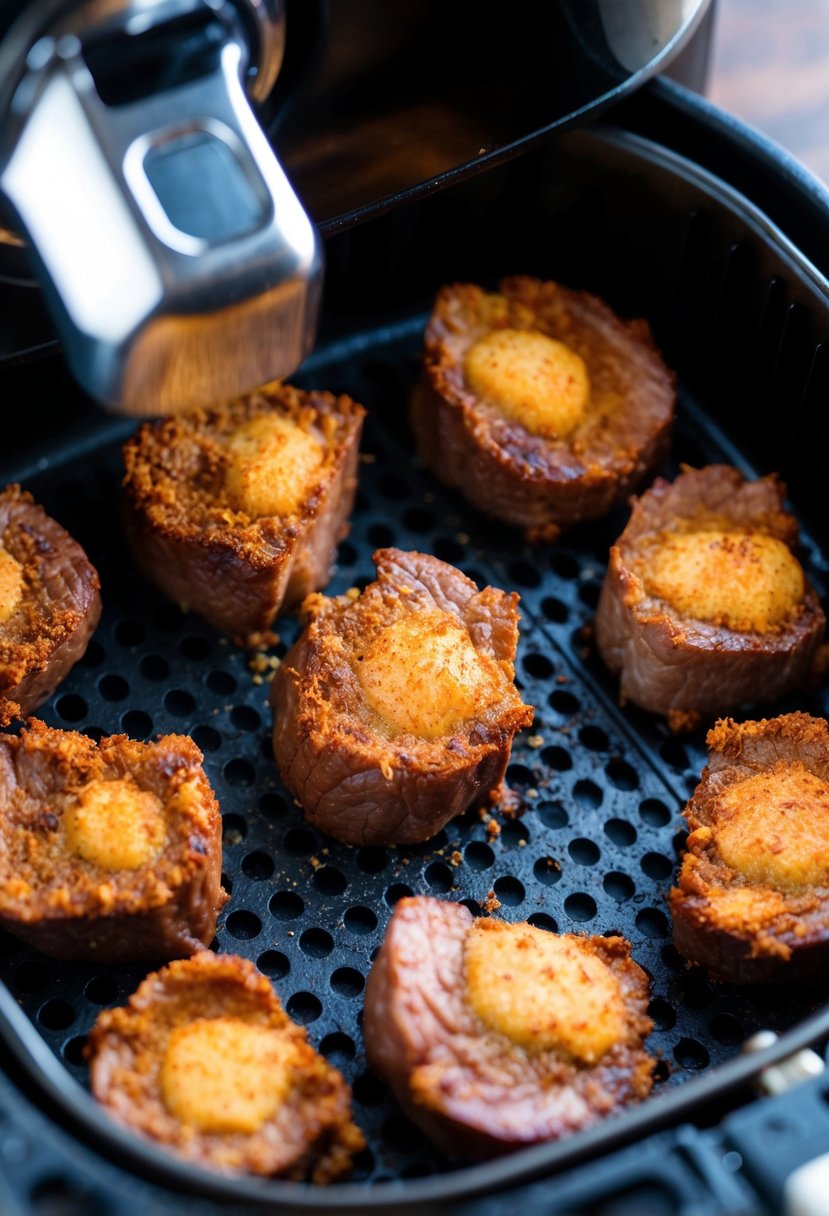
[1,108,829,1212]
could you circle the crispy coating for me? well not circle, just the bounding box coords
[0,720,226,961]
[364,898,654,1159]
[122,383,365,644]
[595,466,825,725]
[271,549,534,845]
[0,485,101,725]
[670,713,829,983]
[411,277,675,538]
[86,952,364,1179]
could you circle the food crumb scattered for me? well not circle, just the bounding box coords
[483,890,501,913]
[359,453,377,464]
[485,818,501,841]
[527,734,544,749]
[449,850,463,867]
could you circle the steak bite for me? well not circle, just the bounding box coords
[122,382,365,644]
[411,277,675,540]
[670,713,829,984]
[271,549,534,846]
[0,721,226,962]
[0,485,101,726]
[595,465,825,729]
[364,897,654,1160]
[86,952,364,1180]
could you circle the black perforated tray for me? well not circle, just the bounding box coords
[2,99,829,1214]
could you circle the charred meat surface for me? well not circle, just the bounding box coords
[122,383,365,644]
[0,721,226,962]
[86,951,364,1179]
[411,277,675,540]
[364,897,654,1159]
[271,548,534,845]
[595,465,825,728]
[670,713,829,984]
[0,484,101,726]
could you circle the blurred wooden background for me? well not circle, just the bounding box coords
[709,0,829,184]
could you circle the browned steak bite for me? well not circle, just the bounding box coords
[271,548,534,845]
[0,484,101,726]
[87,952,365,1179]
[364,897,654,1160]
[671,713,829,984]
[122,382,364,644]
[595,465,824,729]
[0,721,226,962]
[411,276,675,540]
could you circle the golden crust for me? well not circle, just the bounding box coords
[0,721,226,960]
[670,713,829,983]
[0,484,101,725]
[86,952,365,1180]
[272,549,534,845]
[411,277,675,536]
[122,383,365,642]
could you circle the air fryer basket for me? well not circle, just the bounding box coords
[2,83,829,1215]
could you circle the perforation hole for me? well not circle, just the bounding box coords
[314,866,348,896]
[493,876,525,905]
[538,801,568,829]
[385,883,414,906]
[225,910,261,940]
[300,928,334,957]
[640,798,672,827]
[549,688,579,715]
[286,992,322,1023]
[165,688,196,716]
[648,998,677,1030]
[564,893,596,922]
[257,950,289,978]
[284,828,316,856]
[523,652,554,679]
[331,967,365,998]
[501,820,529,849]
[464,841,494,870]
[63,1036,87,1066]
[242,851,274,880]
[542,746,572,772]
[509,560,541,588]
[259,792,287,819]
[603,872,635,903]
[345,906,377,935]
[605,818,637,847]
[550,552,579,579]
[320,1032,356,1065]
[674,1038,709,1070]
[121,709,152,738]
[13,960,49,994]
[356,847,389,874]
[541,597,568,623]
[179,635,211,661]
[367,523,395,547]
[569,838,600,866]
[533,856,561,886]
[84,976,118,1005]
[711,1013,745,1046]
[222,813,246,845]
[527,912,558,932]
[425,861,454,892]
[403,506,435,532]
[207,669,236,694]
[38,1000,75,1031]
[140,654,169,681]
[606,758,639,790]
[579,725,609,752]
[230,705,261,732]
[636,908,670,939]
[434,536,464,564]
[56,694,87,722]
[573,779,602,808]
[224,758,255,786]
[115,619,144,647]
[641,853,674,881]
[97,676,127,705]
[269,891,304,920]
[191,724,222,753]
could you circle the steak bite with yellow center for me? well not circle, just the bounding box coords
[0,485,101,727]
[670,713,829,984]
[363,897,654,1160]
[595,465,824,729]
[86,952,364,1179]
[410,276,675,540]
[270,548,534,846]
[122,382,365,644]
[0,721,226,962]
